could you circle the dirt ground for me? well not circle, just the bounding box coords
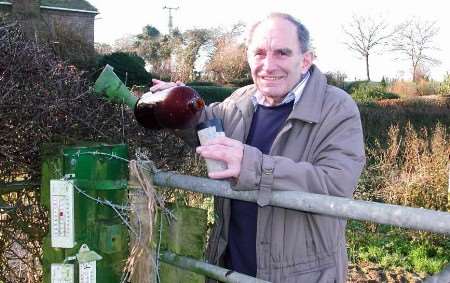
[348,263,426,283]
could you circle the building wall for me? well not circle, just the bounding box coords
[40,9,96,46]
[0,4,12,18]
[0,5,96,47]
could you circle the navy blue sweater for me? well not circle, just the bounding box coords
[226,101,293,276]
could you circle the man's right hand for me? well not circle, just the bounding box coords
[150,79,185,93]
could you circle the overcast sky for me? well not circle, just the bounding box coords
[88,0,450,81]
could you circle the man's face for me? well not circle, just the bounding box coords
[247,18,312,105]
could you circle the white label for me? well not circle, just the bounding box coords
[51,264,74,283]
[79,261,96,283]
[50,180,75,248]
[197,127,227,173]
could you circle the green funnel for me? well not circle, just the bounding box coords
[94,65,138,110]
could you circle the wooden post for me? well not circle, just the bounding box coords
[128,163,154,283]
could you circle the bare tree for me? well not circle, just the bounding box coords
[205,23,250,84]
[342,14,398,81]
[113,34,137,53]
[391,18,439,81]
[94,42,113,54]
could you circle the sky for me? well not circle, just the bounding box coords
[88,0,450,81]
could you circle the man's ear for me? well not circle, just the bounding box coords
[301,51,314,74]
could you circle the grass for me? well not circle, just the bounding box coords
[347,221,450,275]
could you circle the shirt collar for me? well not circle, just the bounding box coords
[251,70,310,108]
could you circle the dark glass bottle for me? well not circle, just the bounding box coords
[134,86,205,129]
[94,65,205,129]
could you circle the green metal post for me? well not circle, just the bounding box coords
[41,144,65,283]
[41,143,129,283]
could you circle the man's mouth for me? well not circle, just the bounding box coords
[261,76,283,81]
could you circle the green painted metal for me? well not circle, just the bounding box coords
[41,143,129,283]
[93,64,138,109]
[41,143,65,283]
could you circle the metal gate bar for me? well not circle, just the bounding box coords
[152,171,450,235]
[160,250,270,283]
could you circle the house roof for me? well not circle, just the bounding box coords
[0,0,98,14]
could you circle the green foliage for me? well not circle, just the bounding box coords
[350,83,399,102]
[191,86,237,104]
[438,73,450,95]
[343,80,370,93]
[97,52,151,86]
[344,81,399,102]
[347,222,450,275]
[140,25,160,39]
[228,77,254,87]
[359,98,450,148]
[172,29,212,82]
[187,81,221,87]
[352,98,450,276]
[380,76,387,89]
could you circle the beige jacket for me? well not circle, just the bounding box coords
[202,65,366,283]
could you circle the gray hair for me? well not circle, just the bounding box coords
[246,13,311,53]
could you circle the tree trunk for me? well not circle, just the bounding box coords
[365,54,371,81]
[412,60,417,82]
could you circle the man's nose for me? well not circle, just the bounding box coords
[261,54,276,72]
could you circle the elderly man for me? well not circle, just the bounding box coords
[152,12,365,283]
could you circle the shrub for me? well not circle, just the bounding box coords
[325,71,347,89]
[186,81,221,87]
[369,123,449,211]
[228,77,254,88]
[191,86,237,104]
[343,80,370,93]
[388,80,418,97]
[416,79,440,96]
[97,52,151,87]
[350,83,399,102]
[359,97,450,151]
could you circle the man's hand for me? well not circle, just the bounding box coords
[196,136,244,179]
[150,79,185,92]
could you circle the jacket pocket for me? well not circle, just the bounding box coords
[305,214,344,257]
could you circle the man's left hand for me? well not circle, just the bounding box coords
[196,136,244,179]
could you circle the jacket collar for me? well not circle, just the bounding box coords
[288,65,327,123]
[234,65,327,124]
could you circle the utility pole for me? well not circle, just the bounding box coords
[163,5,179,34]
